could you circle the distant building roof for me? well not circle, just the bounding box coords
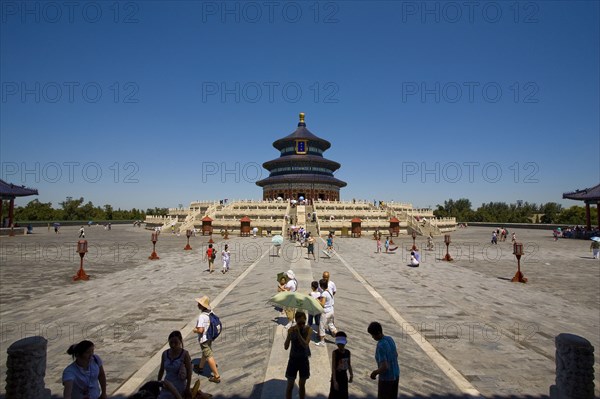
[0,179,39,199]
[562,183,600,202]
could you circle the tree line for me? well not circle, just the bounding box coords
[5,198,169,222]
[433,198,597,225]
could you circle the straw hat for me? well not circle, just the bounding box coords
[286,270,295,280]
[195,296,211,310]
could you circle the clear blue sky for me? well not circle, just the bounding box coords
[1,1,599,210]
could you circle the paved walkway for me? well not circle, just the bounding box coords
[0,225,598,398]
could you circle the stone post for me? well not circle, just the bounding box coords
[5,336,51,399]
[550,333,595,399]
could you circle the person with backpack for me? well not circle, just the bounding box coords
[205,244,216,273]
[193,296,221,383]
[316,278,337,347]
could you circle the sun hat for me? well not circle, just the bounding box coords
[286,270,295,279]
[195,296,211,310]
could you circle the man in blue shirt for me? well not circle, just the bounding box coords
[368,322,400,399]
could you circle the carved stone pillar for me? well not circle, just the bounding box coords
[550,333,595,399]
[5,336,51,399]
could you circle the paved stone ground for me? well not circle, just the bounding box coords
[0,225,598,398]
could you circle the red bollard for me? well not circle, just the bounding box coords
[73,240,90,281]
[149,232,160,260]
[443,234,453,261]
[511,242,528,283]
[184,229,192,250]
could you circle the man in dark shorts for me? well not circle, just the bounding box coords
[284,311,312,399]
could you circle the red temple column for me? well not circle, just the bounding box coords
[585,202,591,230]
[8,198,14,227]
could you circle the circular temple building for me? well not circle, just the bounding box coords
[256,113,347,201]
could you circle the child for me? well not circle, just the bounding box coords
[307,281,321,331]
[221,244,230,274]
[384,237,390,253]
[328,331,353,399]
[376,237,382,253]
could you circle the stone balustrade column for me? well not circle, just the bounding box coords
[550,333,595,399]
[5,336,51,399]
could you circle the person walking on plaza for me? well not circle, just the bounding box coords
[328,331,353,399]
[307,233,316,260]
[316,278,337,347]
[79,226,85,238]
[367,322,400,399]
[326,233,334,255]
[321,271,337,296]
[221,244,230,274]
[376,237,382,253]
[205,244,216,273]
[590,239,600,259]
[307,281,321,332]
[283,270,299,329]
[193,296,221,383]
[284,311,312,399]
[157,331,192,399]
[384,237,390,253]
[62,340,107,399]
[511,232,517,244]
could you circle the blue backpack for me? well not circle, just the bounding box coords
[206,312,222,341]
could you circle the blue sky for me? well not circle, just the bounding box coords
[1,0,598,210]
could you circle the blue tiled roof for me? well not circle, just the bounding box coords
[0,179,39,198]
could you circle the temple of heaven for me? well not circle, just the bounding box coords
[256,113,347,201]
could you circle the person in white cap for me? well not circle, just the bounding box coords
[283,270,298,329]
[193,296,221,383]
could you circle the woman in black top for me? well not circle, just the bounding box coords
[284,311,312,399]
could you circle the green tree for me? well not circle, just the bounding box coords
[540,202,563,224]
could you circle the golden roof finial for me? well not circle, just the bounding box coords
[299,112,305,124]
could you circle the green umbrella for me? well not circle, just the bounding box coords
[268,291,324,316]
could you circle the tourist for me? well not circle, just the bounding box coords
[283,270,298,328]
[491,231,498,245]
[511,232,517,244]
[384,237,390,253]
[316,278,337,347]
[426,233,434,251]
[193,296,221,383]
[328,331,353,399]
[157,331,192,398]
[367,322,400,399]
[205,244,216,273]
[79,226,85,238]
[321,271,337,296]
[221,244,230,274]
[590,240,600,259]
[327,233,334,255]
[307,233,316,260]
[409,251,420,267]
[284,311,312,399]
[307,281,321,331]
[129,380,212,399]
[62,340,107,399]
[128,380,182,399]
[376,236,382,253]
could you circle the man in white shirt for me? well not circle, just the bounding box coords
[321,271,336,296]
[283,270,298,329]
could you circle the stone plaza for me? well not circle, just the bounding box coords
[0,224,598,398]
